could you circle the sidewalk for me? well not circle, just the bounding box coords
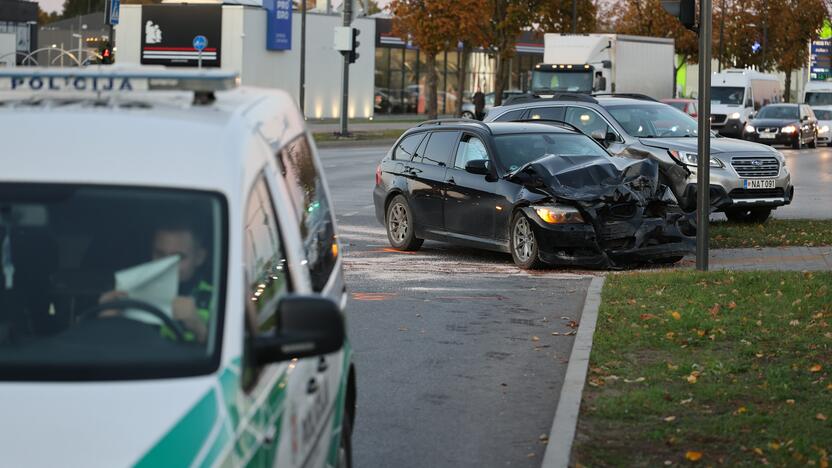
[308,114,454,133]
[683,246,832,271]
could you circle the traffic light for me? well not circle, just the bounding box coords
[660,0,696,31]
[349,27,360,64]
[100,43,113,64]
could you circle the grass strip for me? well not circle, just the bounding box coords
[573,271,832,467]
[710,219,832,249]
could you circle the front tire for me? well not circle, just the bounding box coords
[792,136,802,150]
[336,407,353,468]
[386,195,423,251]
[725,207,772,223]
[510,213,545,269]
[809,133,818,148]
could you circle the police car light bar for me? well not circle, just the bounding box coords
[0,66,239,94]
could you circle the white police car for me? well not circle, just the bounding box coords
[0,67,355,468]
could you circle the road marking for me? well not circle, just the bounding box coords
[351,292,397,301]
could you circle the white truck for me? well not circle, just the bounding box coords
[803,81,832,106]
[530,34,675,99]
[710,69,781,138]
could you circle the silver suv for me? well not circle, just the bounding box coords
[485,94,793,222]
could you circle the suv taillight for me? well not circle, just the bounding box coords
[375,165,382,186]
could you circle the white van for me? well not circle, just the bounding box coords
[711,69,781,137]
[0,67,356,467]
[804,80,832,106]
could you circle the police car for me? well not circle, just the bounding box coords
[0,67,356,468]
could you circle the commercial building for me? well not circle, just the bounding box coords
[114,2,544,118]
[0,0,37,66]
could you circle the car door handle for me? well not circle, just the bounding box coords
[307,378,319,395]
[317,356,328,373]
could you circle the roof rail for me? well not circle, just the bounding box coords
[592,93,658,102]
[417,118,493,134]
[507,118,583,134]
[502,92,598,106]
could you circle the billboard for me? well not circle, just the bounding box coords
[265,0,292,50]
[140,4,222,67]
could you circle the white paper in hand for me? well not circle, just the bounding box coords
[114,255,180,325]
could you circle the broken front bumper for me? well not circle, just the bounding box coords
[520,206,695,269]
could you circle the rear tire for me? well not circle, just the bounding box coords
[510,213,545,269]
[336,408,353,468]
[386,195,423,251]
[725,207,772,223]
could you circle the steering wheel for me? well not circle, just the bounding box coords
[79,299,186,342]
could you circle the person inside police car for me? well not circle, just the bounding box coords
[99,216,214,343]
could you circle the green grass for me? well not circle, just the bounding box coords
[710,219,832,249]
[573,271,832,467]
[312,129,404,143]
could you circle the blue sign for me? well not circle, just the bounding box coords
[265,0,292,51]
[106,0,120,26]
[193,35,208,52]
[751,41,761,53]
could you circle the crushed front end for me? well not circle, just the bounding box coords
[512,154,696,269]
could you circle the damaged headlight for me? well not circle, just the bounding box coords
[668,150,724,168]
[532,205,585,224]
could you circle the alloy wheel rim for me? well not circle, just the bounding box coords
[513,217,535,262]
[389,203,408,243]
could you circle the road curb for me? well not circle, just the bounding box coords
[541,275,606,468]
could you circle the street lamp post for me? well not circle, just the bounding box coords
[572,0,577,33]
[696,0,713,271]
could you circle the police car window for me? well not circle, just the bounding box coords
[244,176,290,333]
[529,107,565,121]
[0,184,226,381]
[454,135,489,169]
[493,109,526,122]
[420,131,459,167]
[394,133,425,161]
[277,136,337,292]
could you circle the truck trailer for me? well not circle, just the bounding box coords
[531,34,675,99]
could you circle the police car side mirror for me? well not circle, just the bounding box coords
[254,295,345,365]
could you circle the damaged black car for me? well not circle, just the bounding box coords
[372,120,695,269]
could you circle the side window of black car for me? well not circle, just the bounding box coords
[394,133,426,161]
[528,107,565,121]
[493,109,526,122]
[420,131,459,167]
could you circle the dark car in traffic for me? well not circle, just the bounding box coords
[743,103,818,149]
[485,94,793,223]
[372,120,694,269]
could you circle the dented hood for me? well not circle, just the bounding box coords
[511,154,665,205]
[638,136,771,154]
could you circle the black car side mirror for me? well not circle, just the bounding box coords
[465,159,490,175]
[254,295,345,365]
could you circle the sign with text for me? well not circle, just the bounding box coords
[140,4,222,67]
[265,0,292,50]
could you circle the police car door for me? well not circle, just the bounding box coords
[274,135,343,467]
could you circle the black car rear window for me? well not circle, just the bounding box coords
[393,133,425,161]
[420,131,459,167]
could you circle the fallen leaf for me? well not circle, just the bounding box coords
[817,413,828,421]
[728,301,737,309]
[567,320,579,329]
[685,450,703,461]
[790,319,800,326]
[827,383,832,391]
[532,336,540,342]
[398,326,409,332]
[539,433,549,442]
[680,397,693,405]
[736,406,748,414]
[624,377,646,383]
[671,311,682,320]
[666,331,675,340]
[753,447,764,456]
[667,362,679,370]
[786,399,795,405]
[640,313,657,321]
[768,441,781,450]
[709,303,721,318]
[810,364,823,373]
[696,329,706,337]
[551,332,561,336]
[686,373,698,384]
[565,330,577,336]
[663,415,676,422]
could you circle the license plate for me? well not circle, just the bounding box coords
[744,179,776,189]
[759,133,776,139]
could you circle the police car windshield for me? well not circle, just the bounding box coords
[494,133,609,172]
[0,184,227,381]
[607,104,699,138]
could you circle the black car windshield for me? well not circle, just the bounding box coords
[806,92,832,106]
[710,86,745,105]
[814,109,832,120]
[756,106,799,120]
[607,104,699,138]
[494,133,609,172]
[0,184,226,381]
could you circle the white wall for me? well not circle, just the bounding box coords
[0,33,15,67]
[115,5,375,118]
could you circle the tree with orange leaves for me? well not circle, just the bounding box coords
[390,0,488,119]
[765,0,826,101]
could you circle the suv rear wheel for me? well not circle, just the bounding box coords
[725,207,771,223]
[386,195,423,251]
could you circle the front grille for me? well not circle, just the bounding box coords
[731,156,780,177]
[729,188,785,199]
[601,221,636,240]
[759,127,779,134]
[711,114,727,125]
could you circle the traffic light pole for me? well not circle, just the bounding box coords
[696,0,712,271]
[300,0,306,115]
[339,0,353,136]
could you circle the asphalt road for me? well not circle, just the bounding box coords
[774,146,832,219]
[320,145,594,467]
